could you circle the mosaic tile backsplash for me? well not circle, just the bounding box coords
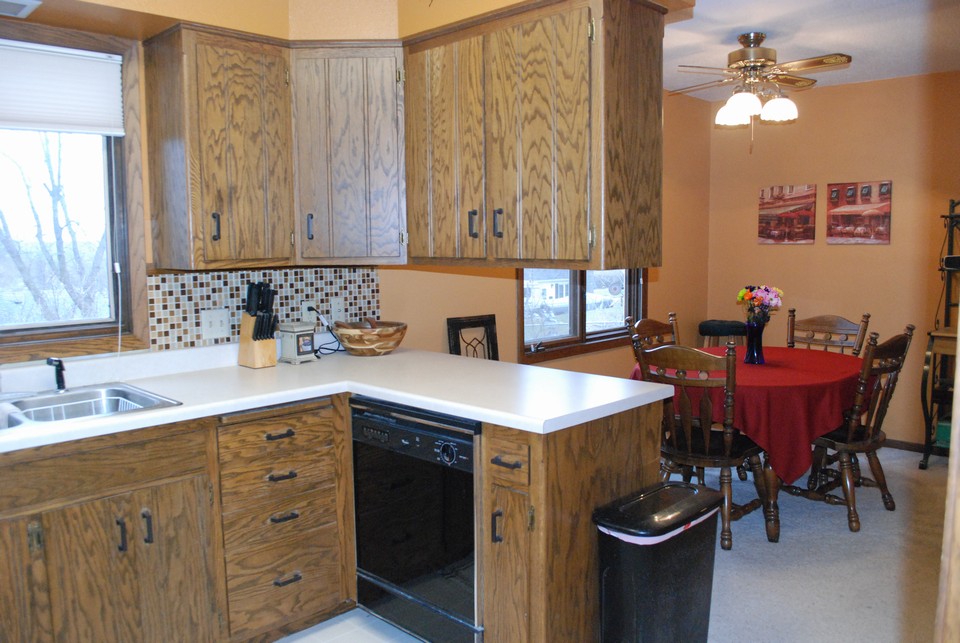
[147,268,379,351]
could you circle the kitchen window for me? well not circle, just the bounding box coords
[0,27,147,361]
[520,268,644,363]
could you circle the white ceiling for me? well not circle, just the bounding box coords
[662,0,960,102]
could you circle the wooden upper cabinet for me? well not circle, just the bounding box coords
[292,46,407,264]
[406,36,485,260]
[404,0,663,269]
[145,26,294,270]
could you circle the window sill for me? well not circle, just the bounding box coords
[0,333,149,364]
[520,334,632,365]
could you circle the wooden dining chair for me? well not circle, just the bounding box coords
[787,325,914,532]
[626,312,679,353]
[786,309,871,356]
[636,341,768,550]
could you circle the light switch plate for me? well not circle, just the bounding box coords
[200,308,230,339]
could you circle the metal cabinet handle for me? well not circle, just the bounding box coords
[265,428,295,441]
[267,470,298,483]
[116,518,128,552]
[211,212,221,241]
[492,208,504,238]
[491,455,523,470]
[491,510,504,543]
[141,509,154,544]
[306,213,314,240]
[468,209,479,238]
[273,571,303,587]
[269,510,300,524]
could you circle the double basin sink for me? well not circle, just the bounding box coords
[1,383,181,429]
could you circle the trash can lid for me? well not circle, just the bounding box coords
[592,482,723,538]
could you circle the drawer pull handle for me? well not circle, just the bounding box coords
[467,209,479,238]
[273,571,303,587]
[491,455,523,470]
[306,212,315,240]
[116,518,128,552]
[142,509,154,544]
[491,510,504,543]
[211,212,221,241]
[265,428,296,441]
[267,470,298,482]
[492,208,504,238]
[269,510,301,524]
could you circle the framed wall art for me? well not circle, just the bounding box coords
[758,184,816,244]
[826,180,892,245]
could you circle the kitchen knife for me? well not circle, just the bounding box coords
[245,282,261,317]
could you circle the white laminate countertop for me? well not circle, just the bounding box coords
[0,345,671,454]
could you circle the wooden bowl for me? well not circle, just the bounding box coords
[332,320,407,356]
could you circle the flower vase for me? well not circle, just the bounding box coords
[744,320,766,365]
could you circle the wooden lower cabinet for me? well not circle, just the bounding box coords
[0,423,226,642]
[480,402,661,641]
[217,396,355,640]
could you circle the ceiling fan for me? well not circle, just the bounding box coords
[669,31,852,97]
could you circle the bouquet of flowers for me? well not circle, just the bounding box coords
[736,285,784,324]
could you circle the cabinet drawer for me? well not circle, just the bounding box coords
[221,487,335,552]
[218,410,333,459]
[219,446,335,509]
[484,435,530,488]
[225,524,342,638]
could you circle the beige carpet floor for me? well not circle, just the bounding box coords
[707,447,949,642]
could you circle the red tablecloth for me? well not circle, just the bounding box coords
[631,346,863,484]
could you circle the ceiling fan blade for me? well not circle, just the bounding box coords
[770,74,818,89]
[775,53,852,73]
[667,77,737,96]
[677,65,739,74]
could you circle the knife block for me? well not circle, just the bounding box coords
[238,315,277,369]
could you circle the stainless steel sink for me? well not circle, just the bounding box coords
[3,383,180,426]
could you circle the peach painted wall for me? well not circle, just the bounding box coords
[84,0,399,39]
[705,71,960,443]
[397,0,524,38]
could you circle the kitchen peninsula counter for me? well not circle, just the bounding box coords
[0,347,671,454]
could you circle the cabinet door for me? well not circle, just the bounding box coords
[406,36,485,259]
[196,38,292,264]
[486,7,591,262]
[294,48,405,263]
[0,516,52,641]
[132,476,221,641]
[42,476,220,642]
[483,484,531,642]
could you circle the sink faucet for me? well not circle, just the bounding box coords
[46,357,66,392]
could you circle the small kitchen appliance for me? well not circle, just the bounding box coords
[277,321,316,364]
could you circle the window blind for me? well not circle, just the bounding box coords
[0,38,123,136]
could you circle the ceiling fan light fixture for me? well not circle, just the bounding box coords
[725,89,762,116]
[760,96,799,122]
[715,103,750,127]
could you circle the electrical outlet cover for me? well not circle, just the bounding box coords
[330,297,346,323]
[200,308,230,339]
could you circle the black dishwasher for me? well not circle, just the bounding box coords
[350,396,483,642]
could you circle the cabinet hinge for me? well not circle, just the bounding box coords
[290,232,295,247]
[400,230,409,245]
[527,506,535,532]
[588,18,596,43]
[27,521,44,553]
[285,67,290,86]
[396,68,406,84]
[588,226,596,248]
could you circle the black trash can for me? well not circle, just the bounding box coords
[593,482,724,643]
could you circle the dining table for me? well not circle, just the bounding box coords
[631,345,864,543]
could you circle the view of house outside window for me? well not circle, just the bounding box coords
[0,129,115,330]
[522,269,628,344]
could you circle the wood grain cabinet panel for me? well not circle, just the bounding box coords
[292,46,406,265]
[145,25,294,270]
[0,436,224,643]
[405,0,663,269]
[217,398,353,640]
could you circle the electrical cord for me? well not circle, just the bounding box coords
[307,305,345,356]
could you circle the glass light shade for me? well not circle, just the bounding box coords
[760,96,799,122]
[715,103,750,126]
[726,90,762,116]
